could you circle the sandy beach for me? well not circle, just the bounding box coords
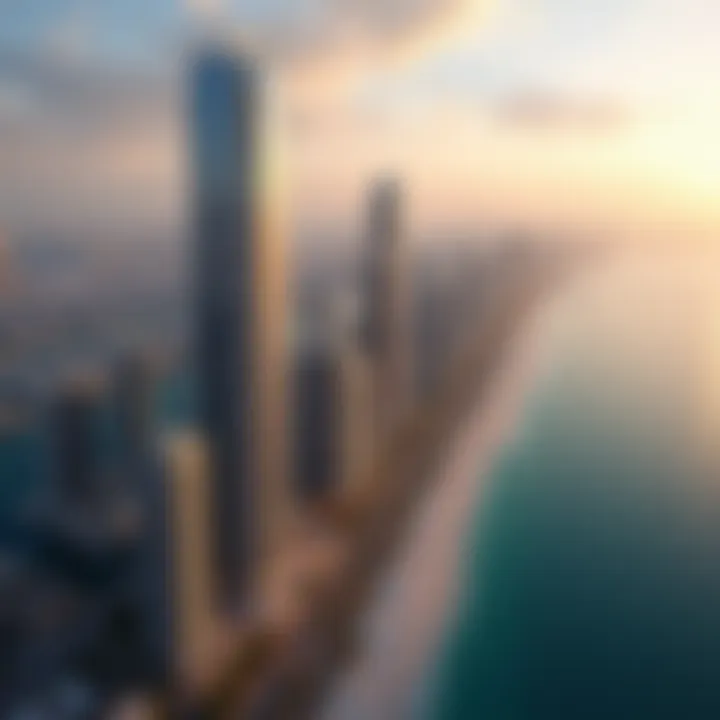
[321,314,543,720]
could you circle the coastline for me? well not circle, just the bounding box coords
[321,301,548,720]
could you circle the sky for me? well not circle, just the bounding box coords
[0,0,719,243]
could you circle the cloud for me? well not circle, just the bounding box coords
[287,0,479,53]
[0,48,172,125]
[0,48,179,236]
[0,0,493,237]
[492,90,631,134]
[41,4,94,65]
[186,0,225,15]
[185,0,490,75]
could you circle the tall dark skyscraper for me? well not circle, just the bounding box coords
[50,375,106,505]
[40,372,143,570]
[295,346,338,504]
[295,339,376,505]
[113,353,157,468]
[365,178,410,442]
[191,47,289,611]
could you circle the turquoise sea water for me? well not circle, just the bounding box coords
[432,252,720,719]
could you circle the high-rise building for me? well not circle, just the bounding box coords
[191,46,290,610]
[413,262,453,400]
[50,373,106,505]
[113,353,157,469]
[40,372,143,571]
[295,338,375,505]
[295,346,337,504]
[0,229,13,298]
[335,344,375,497]
[364,178,410,443]
[141,432,217,694]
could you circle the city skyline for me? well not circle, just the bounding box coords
[0,30,540,713]
[1,3,720,718]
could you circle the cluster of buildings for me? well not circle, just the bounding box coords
[0,45,433,719]
[0,29,574,715]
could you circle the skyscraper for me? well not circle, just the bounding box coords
[335,343,375,497]
[364,178,410,443]
[113,353,157,469]
[296,340,376,500]
[295,345,338,504]
[39,372,143,571]
[50,373,106,506]
[141,432,217,696]
[0,229,13,298]
[191,47,290,610]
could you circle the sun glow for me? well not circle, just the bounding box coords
[634,114,720,203]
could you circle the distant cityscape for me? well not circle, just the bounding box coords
[0,42,572,720]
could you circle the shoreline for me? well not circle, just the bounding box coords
[321,298,551,720]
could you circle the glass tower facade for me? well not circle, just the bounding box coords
[191,50,272,610]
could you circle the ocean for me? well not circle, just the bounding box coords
[430,249,720,719]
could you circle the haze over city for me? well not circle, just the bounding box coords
[2,2,720,719]
[1,0,719,242]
